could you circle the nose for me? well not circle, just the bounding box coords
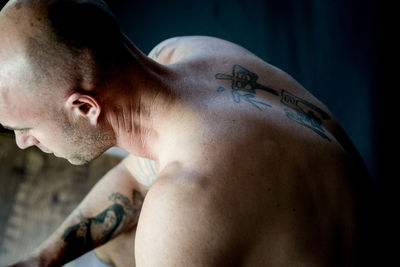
[15,131,39,149]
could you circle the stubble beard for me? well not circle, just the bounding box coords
[61,117,115,165]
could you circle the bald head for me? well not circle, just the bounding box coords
[1,0,120,49]
[0,0,125,97]
[0,1,126,164]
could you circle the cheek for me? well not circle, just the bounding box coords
[33,122,64,146]
[10,95,43,123]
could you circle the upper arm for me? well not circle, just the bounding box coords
[135,177,239,267]
[65,157,149,240]
[80,155,153,216]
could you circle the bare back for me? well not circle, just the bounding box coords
[138,36,375,267]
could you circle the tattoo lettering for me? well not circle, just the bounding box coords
[61,190,144,259]
[215,64,278,110]
[281,90,331,140]
[215,65,332,141]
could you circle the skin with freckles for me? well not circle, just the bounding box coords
[0,1,377,267]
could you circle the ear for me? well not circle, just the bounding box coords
[65,93,101,126]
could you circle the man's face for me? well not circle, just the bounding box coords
[0,56,111,165]
[0,10,114,165]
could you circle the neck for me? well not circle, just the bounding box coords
[103,46,191,168]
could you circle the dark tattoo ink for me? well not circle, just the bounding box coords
[215,65,278,110]
[62,203,125,253]
[152,37,182,58]
[281,90,331,141]
[214,65,331,141]
[60,190,144,260]
[109,191,144,216]
[131,190,145,212]
[154,45,166,58]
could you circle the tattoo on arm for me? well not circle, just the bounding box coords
[214,64,331,141]
[60,190,144,260]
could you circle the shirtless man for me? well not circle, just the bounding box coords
[0,0,377,266]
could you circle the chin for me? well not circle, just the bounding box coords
[67,158,90,166]
[67,151,106,166]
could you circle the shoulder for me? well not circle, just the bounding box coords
[148,35,252,64]
[135,169,241,266]
[147,36,182,63]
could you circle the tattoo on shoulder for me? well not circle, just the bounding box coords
[281,90,331,141]
[214,64,331,141]
[149,37,183,59]
[215,64,278,111]
[61,190,145,259]
[152,45,167,59]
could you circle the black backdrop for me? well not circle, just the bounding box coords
[0,0,394,256]
[106,0,386,192]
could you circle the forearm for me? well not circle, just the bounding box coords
[31,162,147,266]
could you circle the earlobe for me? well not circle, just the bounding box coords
[66,93,101,125]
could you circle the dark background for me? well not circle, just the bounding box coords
[105,0,389,194]
[0,0,394,261]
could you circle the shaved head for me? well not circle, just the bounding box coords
[0,0,124,97]
[0,0,125,164]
